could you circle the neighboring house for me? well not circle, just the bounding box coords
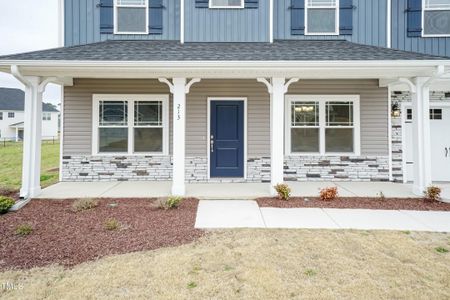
[0,0,449,199]
[0,88,59,142]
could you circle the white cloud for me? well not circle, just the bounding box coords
[0,0,61,105]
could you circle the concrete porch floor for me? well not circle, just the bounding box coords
[35,181,450,200]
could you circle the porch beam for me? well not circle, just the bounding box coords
[159,77,201,196]
[258,77,299,195]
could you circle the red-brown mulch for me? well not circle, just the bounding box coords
[257,197,450,211]
[0,198,204,271]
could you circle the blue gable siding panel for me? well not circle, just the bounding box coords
[185,0,268,42]
[274,0,387,47]
[392,0,450,57]
[64,0,179,47]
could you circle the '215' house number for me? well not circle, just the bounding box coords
[177,104,181,120]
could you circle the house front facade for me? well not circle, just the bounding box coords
[0,0,449,199]
[0,88,59,142]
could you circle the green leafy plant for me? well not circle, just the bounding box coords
[424,186,442,202]
[104,218,120,231]
[187,281,197,289]
[274,184,291,201]
[71,198,98,212]
[15,224,33,236]
[304,269,317,276]
[0,196,15,214]
[378,191,386,200]
[435,247,449,254]
[319,187,338,201]
[155,196,183,210]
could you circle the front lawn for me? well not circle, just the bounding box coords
[0,141,59,191]
[0,228,449,299]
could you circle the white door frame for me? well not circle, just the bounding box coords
[207,97,248,180]
[401,101,450,183]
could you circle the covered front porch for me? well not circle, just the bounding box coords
[0,40,449,200]
[34,181,450,200]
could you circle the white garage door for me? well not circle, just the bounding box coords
[403,104,450,182]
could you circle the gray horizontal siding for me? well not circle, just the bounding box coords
[63,79,172,155]
[274,0,388,48]
[64,0,180,47]
[392,0,450,57]
[184,0,269,42]
[63,79,387,157]
[288,80,389,155]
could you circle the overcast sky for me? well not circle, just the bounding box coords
[0,0,61,105]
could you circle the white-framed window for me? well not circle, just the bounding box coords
[92,94,169,155]
[42,112,52,121]
[305,0,339,35]
[423,0,450,37]
[114,0,149,35]
[209,0,244,9]
[8,112,15,118]
[285,95,360,156]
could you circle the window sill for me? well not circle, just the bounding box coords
[92,152,169,157]
[286,152,361,157]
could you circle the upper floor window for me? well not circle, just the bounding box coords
[305,0,339,35]
[209,0,244,9]
[114,0,149,35]
[8,112,14,118]
[43,112,51,121]
[423,0,450,36]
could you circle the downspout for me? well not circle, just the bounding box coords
[269,0,273,43]
[180,0,184,44]
[387,0,391,48]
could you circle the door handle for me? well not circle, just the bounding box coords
[446,147,448,158]
[210,135,214,153]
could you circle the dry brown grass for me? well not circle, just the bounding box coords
[1,229,450,299]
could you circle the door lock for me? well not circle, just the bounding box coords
[445,147,448,158]
[210,135,214,153]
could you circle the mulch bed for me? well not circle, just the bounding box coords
[0,198,204,270]
[257,197,450,211]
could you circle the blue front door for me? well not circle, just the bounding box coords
[210,100,244,177]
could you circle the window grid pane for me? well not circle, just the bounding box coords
[291,101,319,127]
[424,10,450,35]
[210,0,243,7]
[99,101,128,126]
[326,102,354,126]
[425,0,450,9]
[134,101,162,127]
[307,0,337,7]
[117,0,146,6]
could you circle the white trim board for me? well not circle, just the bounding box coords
[91,94,169,156]
[207,97,248,180]
[284,94,361,156]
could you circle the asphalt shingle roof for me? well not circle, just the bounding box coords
[0,88,59,112]
[0,40,447,61]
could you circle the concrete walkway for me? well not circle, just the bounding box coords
[36,181,450,200]
[195,200,450,232]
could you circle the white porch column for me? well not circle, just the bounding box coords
[411,77,432,195]
[172,78,187,195]
[21,76,43,198]
[159,77,201,196]
[271,78,286,193]
[258,77,299,195]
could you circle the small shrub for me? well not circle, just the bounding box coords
[72,198,98,212]
[435,247,449,254]
[424,186,441,202]
[304,269,317,277]
[378,191,386,200]
[187,282,197,289]
[104,218,120,231]
[0,196,15,214]
[319,187,338,201]
[274,184,291,201]
[15,224,33,236]
[155,196,183,210]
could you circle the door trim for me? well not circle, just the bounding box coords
[401,101,450,183]
[207,97,247,180]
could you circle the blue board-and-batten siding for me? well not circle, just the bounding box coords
[64,0,180,47]
[392,0,450,57]
[274,0,388,48]
[184,0,269,42]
